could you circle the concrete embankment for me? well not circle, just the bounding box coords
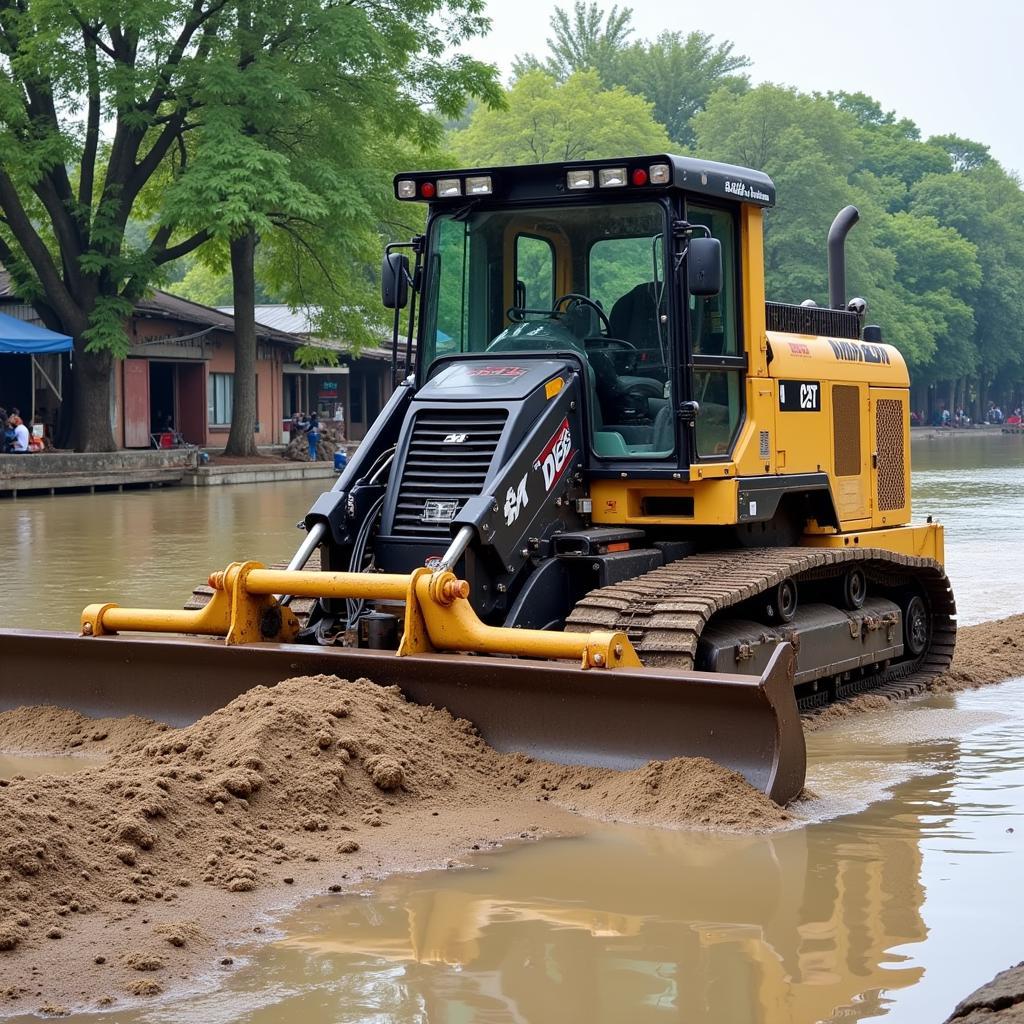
[0,450,338,496]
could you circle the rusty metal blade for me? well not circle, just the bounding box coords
[0,630,805,804]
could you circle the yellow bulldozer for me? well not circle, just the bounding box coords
[0,155,956,805]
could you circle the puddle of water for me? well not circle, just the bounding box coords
[54,679,1024,1024]
[0,751,107,779]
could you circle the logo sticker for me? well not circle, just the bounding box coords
[778,380,821,412]
[534,417,573,492]
[421,499,459,524]
[424,554,443,570]
[443,433,468,444]
[787,342,811,356]
[827,339,891,365]
[467,365,529,377]
[503,473,529,526]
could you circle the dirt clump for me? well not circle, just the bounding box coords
[945,961,1024,1023]
[283,424,343,462]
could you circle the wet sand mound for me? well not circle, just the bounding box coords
[536,757,791,830]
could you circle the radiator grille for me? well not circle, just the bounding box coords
[766,302,861,340]
[876,398,906,511]
[833,385,861,476]
[391,409,507,537]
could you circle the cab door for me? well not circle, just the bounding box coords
[684,202,744,461]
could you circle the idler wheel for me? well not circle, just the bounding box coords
[842,567,868,610]
[903,594,929,657]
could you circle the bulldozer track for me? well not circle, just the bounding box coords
[565,545,957,714]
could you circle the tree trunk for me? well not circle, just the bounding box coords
[67,348,117,451]
[224,228,259,457]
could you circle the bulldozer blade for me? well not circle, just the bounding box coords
[0,630,805,804]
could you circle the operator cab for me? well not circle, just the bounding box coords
[386,155,776,468]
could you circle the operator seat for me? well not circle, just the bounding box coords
[609,282,668,372]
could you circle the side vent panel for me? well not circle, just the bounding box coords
[832,385,861,477]
[875,398,906,511]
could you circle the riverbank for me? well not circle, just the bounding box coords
[1,613,1023,1016]
[946,963,1024,1022]
[0,449,341,497]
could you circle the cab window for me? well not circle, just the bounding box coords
[515,234,555,312]
[687,204,743,458]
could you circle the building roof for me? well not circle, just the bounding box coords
[219,304,399,362]
[137,292,301,345]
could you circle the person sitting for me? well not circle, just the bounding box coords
[8,415,30,452]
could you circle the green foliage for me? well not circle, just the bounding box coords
[691,82,1024,402]
[451,69,670,165]
[513,2,749,146]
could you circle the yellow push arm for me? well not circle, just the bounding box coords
[81,562,641,670]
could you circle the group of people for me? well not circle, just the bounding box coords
[0,406,36,453]
[918,402,1023,428]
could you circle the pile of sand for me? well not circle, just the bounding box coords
[2,614,1021,1011]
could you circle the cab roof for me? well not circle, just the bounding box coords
[392,154,776,208]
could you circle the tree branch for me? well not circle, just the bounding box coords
[0,169,81,329]
[78,34,101,216]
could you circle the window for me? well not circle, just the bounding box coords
[208,372,233,426]
[687,207,739,357]
[687,204,743,458]
[514,235,554,312]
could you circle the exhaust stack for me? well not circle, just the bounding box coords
[827,205,860,310]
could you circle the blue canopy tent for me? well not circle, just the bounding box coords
[0,311,73,427]
[0,311,72,354]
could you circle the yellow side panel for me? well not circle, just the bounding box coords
[768,333,909,387]
[802,522,944,566]
[772,379,832,478]
[591,478,737,525]
[870,388,912,527]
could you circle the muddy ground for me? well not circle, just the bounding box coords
[1,613,1022,1017]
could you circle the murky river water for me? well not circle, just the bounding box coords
[3,431,1024,1022]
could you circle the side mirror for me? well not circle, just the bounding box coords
[687,236,722,297]
[382,252,409,309]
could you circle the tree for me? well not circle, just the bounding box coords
[0,0,226,450]
[452,69,670,166]
[614,31,749,146]
[157,0,499,456]
[690,84,987,373]
[0,0,497,452]
[513,3,749,147]
[513,1,633,82]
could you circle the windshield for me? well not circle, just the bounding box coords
[423,201,674,458]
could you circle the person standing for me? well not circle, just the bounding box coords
[306,412,320,461]
[333,402,345,441]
